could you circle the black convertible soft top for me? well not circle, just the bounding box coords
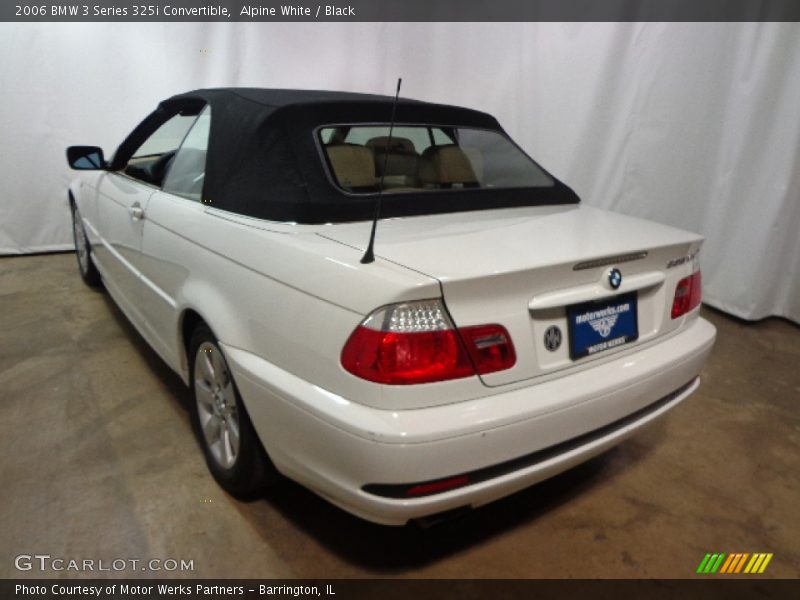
[111,88,579,224]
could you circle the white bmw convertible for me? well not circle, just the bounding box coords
[67,88,716,525]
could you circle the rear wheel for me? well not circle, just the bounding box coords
[189,324,277,496]
[71,203,101,287]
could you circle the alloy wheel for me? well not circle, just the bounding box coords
[73,209,90,274]
[194,342,240,470]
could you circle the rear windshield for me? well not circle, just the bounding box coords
[319,125,554,194]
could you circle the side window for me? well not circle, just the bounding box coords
[124,113,197,186]
[432,128,454,145]
[135,115,196,157]
[162,106,211,202]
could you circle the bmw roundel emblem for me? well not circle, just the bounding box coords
[544,326,562,352]
[608,268,623,290]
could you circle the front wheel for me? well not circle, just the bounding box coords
[189,324,277,496]
[71,204,101,287]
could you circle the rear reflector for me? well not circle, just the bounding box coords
[341,299,516,384]
[405,475,470,497]
[671,271,702,319]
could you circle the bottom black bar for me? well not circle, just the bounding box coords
[3,579,799,600]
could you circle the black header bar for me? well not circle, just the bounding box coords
[4,0,800,22]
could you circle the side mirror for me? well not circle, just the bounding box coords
[67,146,106,170]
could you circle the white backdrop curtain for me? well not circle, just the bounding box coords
[0,22,797,322]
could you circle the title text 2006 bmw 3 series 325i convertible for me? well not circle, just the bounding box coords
[66,88,716,525]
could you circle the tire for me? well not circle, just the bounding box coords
[189,323,277,496]
[71,203,102,288]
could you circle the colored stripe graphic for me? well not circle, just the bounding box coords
[744,554,761,573]
[719,554,735,573]
[697,553,726,573]
[758,553,773,573]
[735,553,750,573]
[711,553,726,573]
[699,552,773,574]
[721,553,749,573]
[696,553,712,573]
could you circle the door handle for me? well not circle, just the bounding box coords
[128,204,145,221]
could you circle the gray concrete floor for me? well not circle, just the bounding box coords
[1,252,798,579]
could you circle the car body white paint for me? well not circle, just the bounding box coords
[69,161,716,525]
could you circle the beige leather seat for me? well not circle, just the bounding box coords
[326,144,376,191]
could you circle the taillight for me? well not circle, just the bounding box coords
[341,299,515,384]
[459,324,516,374]
[671,271,702,319]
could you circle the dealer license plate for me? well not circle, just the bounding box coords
[568,293,638,360]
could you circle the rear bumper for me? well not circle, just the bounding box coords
[224,316,716,525]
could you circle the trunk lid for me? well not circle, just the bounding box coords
[320,204,703,386]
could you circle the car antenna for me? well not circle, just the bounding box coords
[361,77,402,264]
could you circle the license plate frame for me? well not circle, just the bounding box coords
[567,292,639,360]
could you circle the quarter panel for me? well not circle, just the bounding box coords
[139,194,480,408]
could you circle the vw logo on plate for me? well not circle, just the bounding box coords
[608,268,623,290]
[544,326,562,352]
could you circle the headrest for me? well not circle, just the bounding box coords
[419,145,478,185]
[366,137,417,155]
[326,144,376,188]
